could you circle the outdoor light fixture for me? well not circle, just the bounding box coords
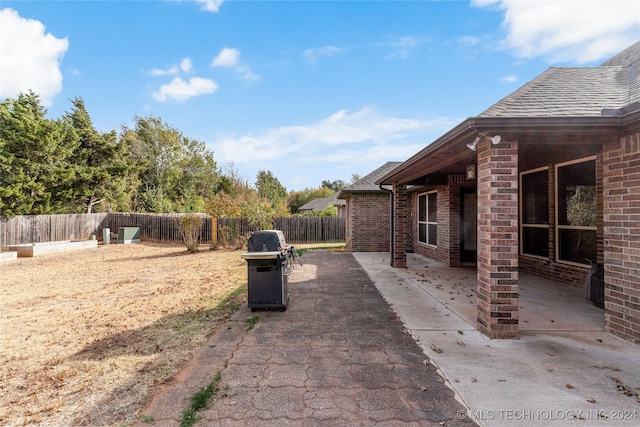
[466,133,501,151]
[466,137,480,151]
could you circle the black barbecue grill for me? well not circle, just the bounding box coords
[241,230,299,311]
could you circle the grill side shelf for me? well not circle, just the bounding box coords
[241,251,281,260]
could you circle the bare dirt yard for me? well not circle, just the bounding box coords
[0,242,248,426]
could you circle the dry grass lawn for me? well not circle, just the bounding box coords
[0,242,247,426]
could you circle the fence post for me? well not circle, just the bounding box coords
[211,217,217,245]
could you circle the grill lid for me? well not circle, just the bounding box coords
[247,230,288,252]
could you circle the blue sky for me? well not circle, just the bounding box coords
[1,1,639,191]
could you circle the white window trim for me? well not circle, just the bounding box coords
[519,166,550,260]
[554,156,597,267]
[417,191,437,248]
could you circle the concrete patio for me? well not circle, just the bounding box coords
[355,252,640,426]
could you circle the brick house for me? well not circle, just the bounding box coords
[337,162,402,252]
[376,41,640,343]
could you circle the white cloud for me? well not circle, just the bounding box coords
[457,35,481,47]
[150,66,179,76]
[211,47,260,82]
[180,58,193,73]
[499,75,518,83]
[211,106,459,166]
[472,0,640,63]
[386,36,417,49]
[211,47,239,68]
[152,76,217,102]
[377,35,419,59]
[195,0,224,13]
[234,65,260,82]
[150,57,192,76]
[471,0,500,6]
[302,46,346,65]
[0,8,68,106]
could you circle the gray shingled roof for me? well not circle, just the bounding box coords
[480,41,640,118]
[376,42,640,187]
[602,41,640,67]
[338,162,402,197]
[298,192,344,212]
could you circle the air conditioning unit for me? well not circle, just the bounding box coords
[117,227,141,244]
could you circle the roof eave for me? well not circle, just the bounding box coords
[376,115,623,185]
[337,188,391,197]
[376,118,477,185]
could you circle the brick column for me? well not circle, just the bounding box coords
[476,138,519,338]
[392,183,407,268]
[602,133,640,344]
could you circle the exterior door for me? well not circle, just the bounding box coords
[460,187,477,262]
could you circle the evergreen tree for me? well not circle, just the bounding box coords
[64,97,135,212]
[0,92,79,217]
[321,179,347,191]
[256,170,288,216]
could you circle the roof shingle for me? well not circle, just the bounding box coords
[298,192,344,212]
[480,41,640,118]
[338,162,402,196]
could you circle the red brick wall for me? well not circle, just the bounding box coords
[603,132,640,344]
[409,176,474,267]
[448,178,460,267]
[345,192,392,252]
[402,153,602,298]
[343,194,353,251]
[439,183,452,265]
[410,185,450,265]
[392,184,407,268]
[476,139,519,339]
[409,185,451,266]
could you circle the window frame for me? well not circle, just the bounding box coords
[554,156,597,267]
[417,191,437,247]
[519,166,550,260]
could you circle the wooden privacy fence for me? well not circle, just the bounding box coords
[108,213,214,244]
[0,213,109,246]
[216,216,345,244]
[1,213,345,246]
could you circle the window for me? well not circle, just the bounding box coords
[556,157,597,265]
[520,168,549,258]
[418,191,437,246]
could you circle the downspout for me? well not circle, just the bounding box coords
[379,184,394,266]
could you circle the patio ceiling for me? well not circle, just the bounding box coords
[377,115,626,186]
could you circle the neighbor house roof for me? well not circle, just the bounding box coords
[298,192,345,212]
[377,41,640,186]
[337,162,403,198]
